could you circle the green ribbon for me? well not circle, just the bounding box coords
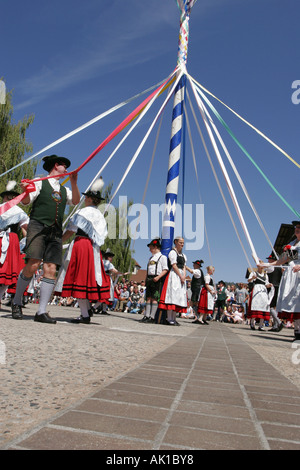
[194,83,300,219]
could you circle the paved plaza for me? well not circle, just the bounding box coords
[1,303,300,450]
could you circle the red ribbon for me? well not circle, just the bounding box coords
[0,181,36,216]
[0,71,175,217]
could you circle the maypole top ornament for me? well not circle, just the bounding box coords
[176,0,197,66]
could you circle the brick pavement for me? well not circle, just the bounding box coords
[3,318,300,451]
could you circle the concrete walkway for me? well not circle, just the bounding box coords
[1,304,300,450]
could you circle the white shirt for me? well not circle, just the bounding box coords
[147,252,168,276]
[168,250,187,268]
[23,178,73,205]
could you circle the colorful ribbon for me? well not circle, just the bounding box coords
[191,77,300,219]
[0,69,177,217]
[0,181,36,216]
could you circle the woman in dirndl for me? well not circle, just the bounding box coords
[0,182,29,302]
[196,265,216,324]
[55,179,110,323]
[158,237,187,325]
[247,266,274,331]
[259,220,300,342]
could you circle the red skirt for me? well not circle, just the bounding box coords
[7,253,27,294]
[247,310,270,321]
[59,237,110,301]
[247,291,270,320]
[158,273,187,314]
[197,288,213,315]
[0,233,22,286]
[278,311,300,321]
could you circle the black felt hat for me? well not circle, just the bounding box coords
[103,248,115,258]
[42,154,71,172]
[147,238,161,248]
[0,181,19,199]
[192,259,204,266]
[292,220,300,227]
[82,178,105,201]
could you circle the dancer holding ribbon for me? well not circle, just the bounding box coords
[0,182,29,303]
[258,221,300,342]
[11,155,80,322]
[55,179,110,324]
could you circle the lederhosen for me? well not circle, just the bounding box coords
[146,254,163,300]
[267,268,282,308]
[191,269,205,302]
[25,180,67,266]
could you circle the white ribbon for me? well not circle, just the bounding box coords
[0,230,10,265]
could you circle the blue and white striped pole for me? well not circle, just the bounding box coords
[161,0,194,256]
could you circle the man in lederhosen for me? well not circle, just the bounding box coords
[140,238,168,323]
[11,155,80,323]
[265,253,284,332]
[186,259,205,319]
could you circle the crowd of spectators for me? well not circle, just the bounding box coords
[184,280,250,325]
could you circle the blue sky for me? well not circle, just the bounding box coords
[1,0,299,282]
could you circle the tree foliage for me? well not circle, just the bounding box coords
[0,83,37,203]
[100,182,135,274]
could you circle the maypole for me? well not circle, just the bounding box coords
[161,0,195,255]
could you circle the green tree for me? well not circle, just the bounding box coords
[100,183,135,275]
[0,82,36,204]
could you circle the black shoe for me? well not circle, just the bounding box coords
[34,312,57,324]
[88,307,94,317]
[277,322,284,332]
[165,319,176,325]
[11,303,23,320]
[139,316,149,322]
[101,309,110,315]
[93,306,103,314]
[70,315,90,324]
[147,317,155,323]
[250,325,255,330]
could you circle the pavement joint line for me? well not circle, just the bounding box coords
[220,325,271,450]
[267,437,300,444]
[63,408,168,424]
[259,420,300,429]
[151,328,210,450]
[108,327,185,337]
[46,423,155,444]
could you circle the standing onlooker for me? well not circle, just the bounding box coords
[214,280,227,321]
[235,283,249,314]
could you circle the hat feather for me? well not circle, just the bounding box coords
[90,177,104,192]
[6,181,17,191]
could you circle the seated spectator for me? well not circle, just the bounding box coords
[126,285,144,313]
[116,284,130,311]
[232,305,245,324]
[222,305,234,323]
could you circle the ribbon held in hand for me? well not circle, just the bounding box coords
[0,180,36,216]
